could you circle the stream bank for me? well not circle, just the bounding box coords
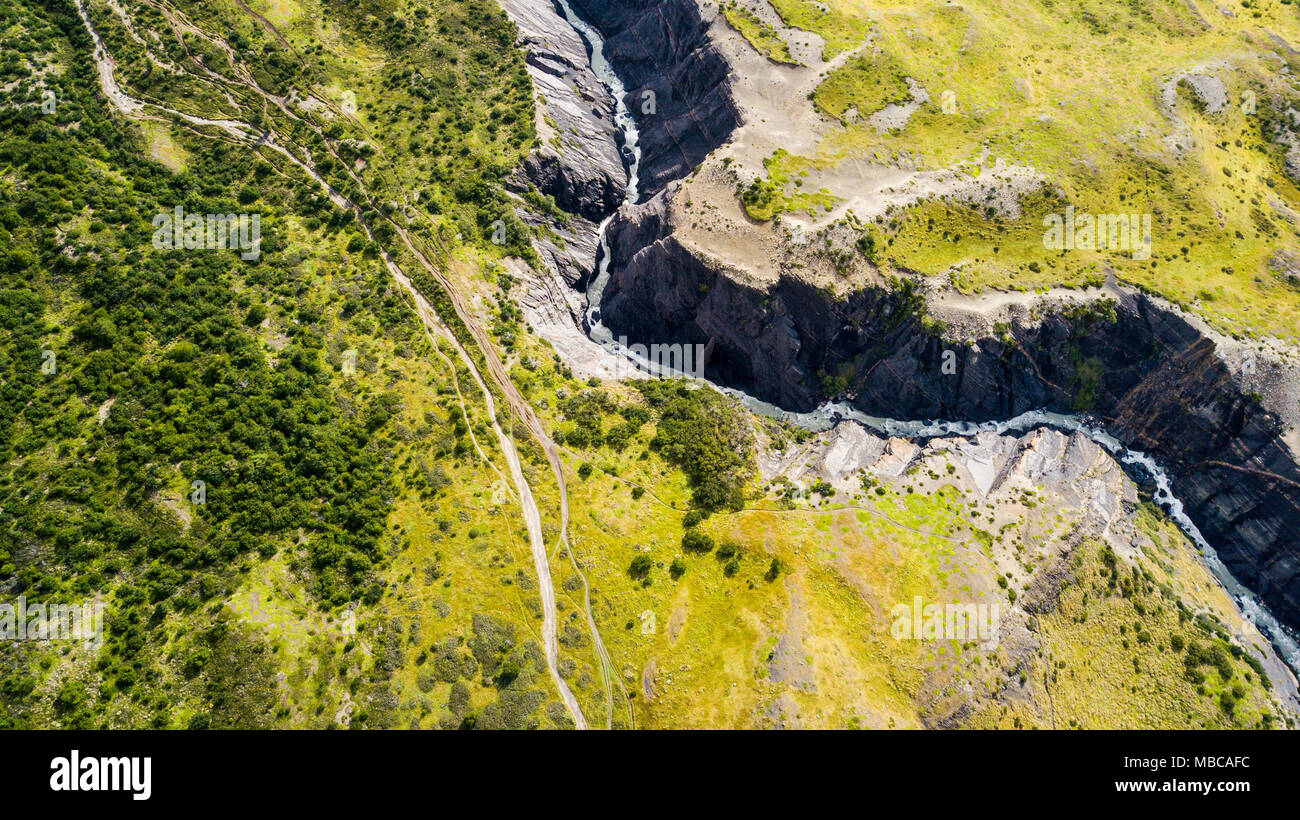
[509,0,1300,682]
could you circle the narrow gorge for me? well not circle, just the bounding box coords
[507,0,1300,679]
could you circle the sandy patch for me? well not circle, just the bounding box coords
[767,584,817,693]
[96,397,115,425]
[662,10,1044,288]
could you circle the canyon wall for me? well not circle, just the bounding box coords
[600,190,1300,635]
[501,0,626,221]
[525,0,1300,637]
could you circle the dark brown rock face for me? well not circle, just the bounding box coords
[538,0,1300,638]
[517,152,624,223]
[500,0,627,221]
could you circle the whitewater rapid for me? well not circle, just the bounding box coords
[552,2,1300,681]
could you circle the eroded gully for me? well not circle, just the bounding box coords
[551,1,1300,692]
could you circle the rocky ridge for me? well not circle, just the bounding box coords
[504,1,1300,656]
[501,0,626,221]
[759,421,1299,719]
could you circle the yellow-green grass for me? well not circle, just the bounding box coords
[560,471,963,728]
[543,390,1290,728]
[95,0,538,260]
[222,275,593,727]
[971,536,1282,729]
[813,50,911,122]
[769,0,876,59]
[746,0,1300,339]
[136,121,189,173]
[742,148,844,220]
[721,1,800,65]
[53,0,1294,731]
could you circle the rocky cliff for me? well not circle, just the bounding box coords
[499,0,629,372]
[502,0,743,373]
[517,0,1300,643]
[501,0,626,221]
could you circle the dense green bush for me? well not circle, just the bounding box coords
[637,382,753,511]
[682,530,715,554]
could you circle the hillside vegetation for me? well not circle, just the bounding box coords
[0,0,1293,730]
[725,0,1300,341]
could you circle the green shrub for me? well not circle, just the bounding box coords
[628,554,653,580]
[765,558,784,582]
[682,530,715,554]
[637,382,753,512]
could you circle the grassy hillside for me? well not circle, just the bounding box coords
[725,0,1300,341]
[0,0,569,729]
[510,372,1291,728]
